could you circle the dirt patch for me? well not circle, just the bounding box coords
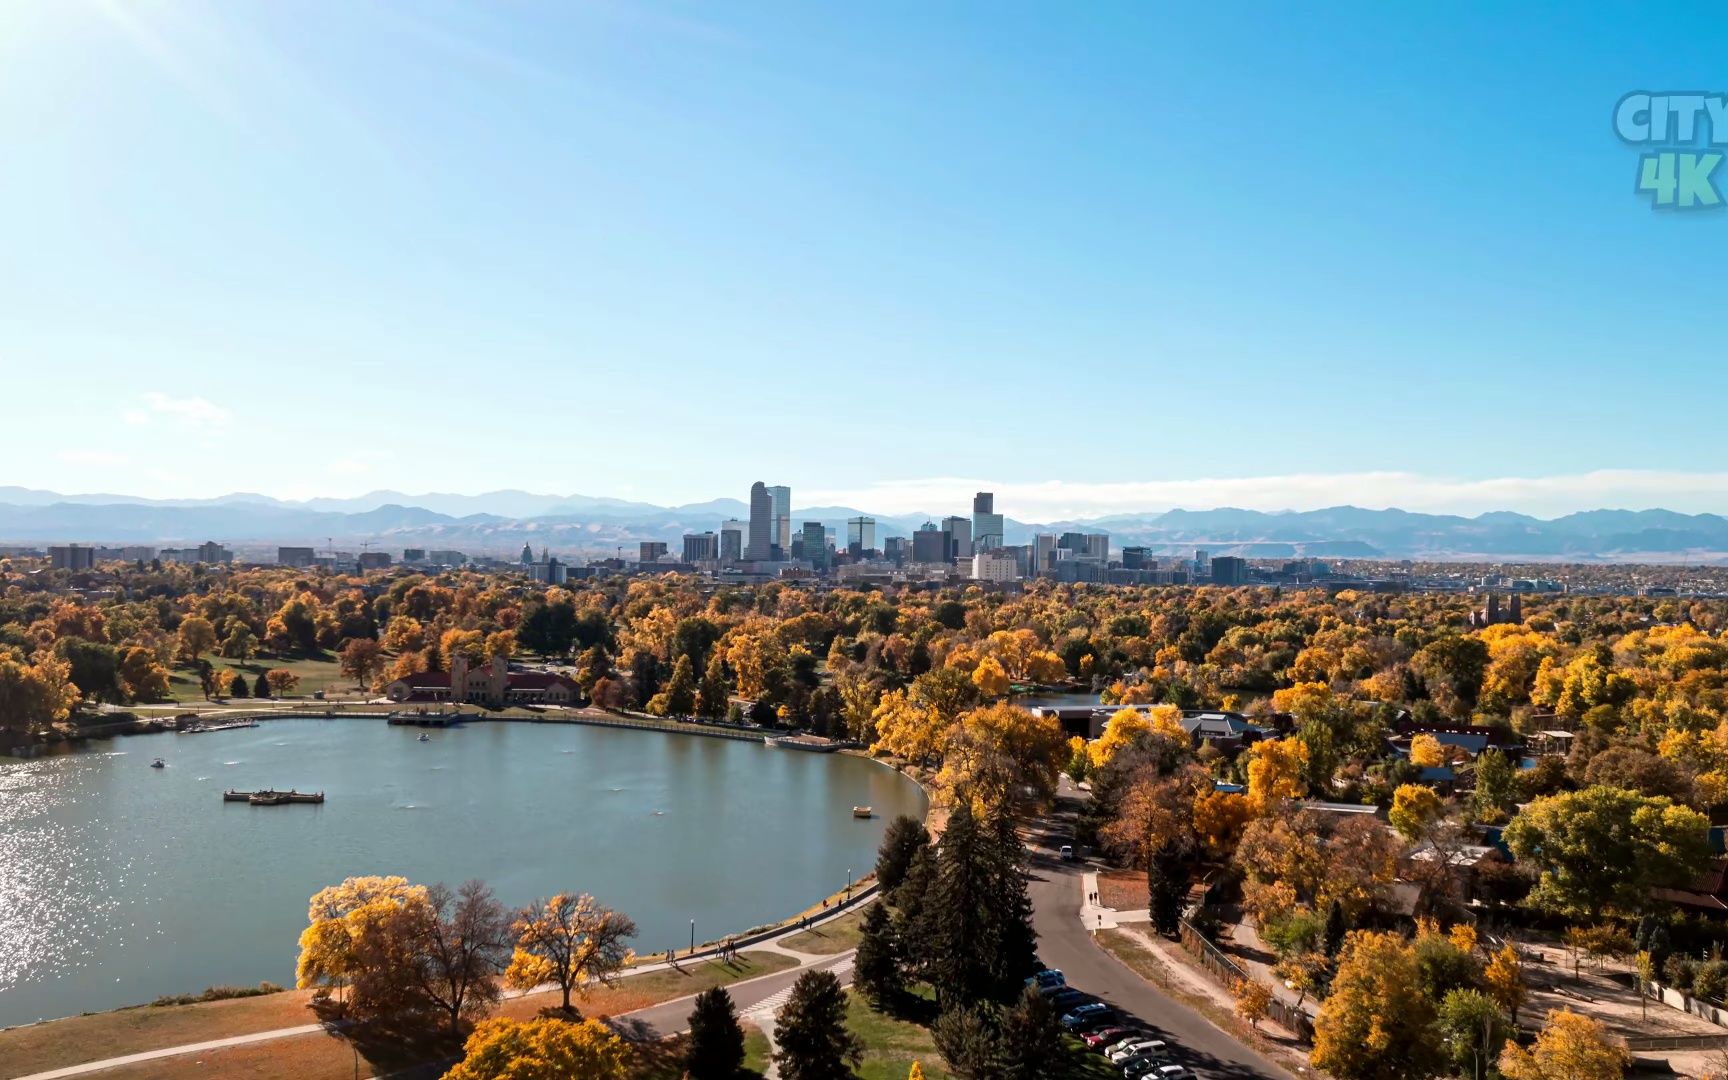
[1098,869,1147,912]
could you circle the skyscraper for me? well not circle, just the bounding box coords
[802,521,827,570]
[846,516,876,555]
[746,482,774,561]
[942,516,973,560]
[720,519,744,563]
[768,485,792,553]
[972,491,1004,551]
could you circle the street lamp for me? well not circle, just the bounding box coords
[690,918,696,954]
[846,867,853,901]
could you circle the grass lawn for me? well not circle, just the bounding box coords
[779,904,871,956]
[846,990,951,1080]
[166,653,355,704]
[0,954,795,1079]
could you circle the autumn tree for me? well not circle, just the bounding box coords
[339,638,384,688]
[1410,733,1448,768]
[1438,988,1508,1080]
[1499,1008,1628,1080]
[399,879,512,1034]
[296,875,427,1006]
[265,668,300,697]
[117,646,171,702]
[933,702,1067,816]
[685,986,746,1080]
[504,893,637,1014]
[1233,977,1273,1031]
[1311,930,1442,1080]
[1390,783,1445,841]
[774,970,863,1080]
[176,616,217,662]
[443,1016,629,1080]
[1484,943,1527,1027]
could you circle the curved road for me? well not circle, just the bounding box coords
[1027,784,1295,1080]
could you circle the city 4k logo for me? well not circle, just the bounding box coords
[1614,92,1727,210]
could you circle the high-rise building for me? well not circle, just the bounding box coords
[802,521,827,570]
[520,543,534,566]
[972,492,1004,551]
[1033,534,1057,573]
[912,522,948,564]
[638,541,669,564]
[358,551,392,570]
[1121,547,1149,570]
[1084,533,1108,562]
[196,541,233,565]
[971,550,1019,582]
[720,520,744,563]
[746,482,774,561]
[683,532,719,562]
[278,546,317,568]
[1211,556,1248,586]
[768,485,792,553]
[884,536,909,565]
[846,516,876,555]
[48,544,95,571]
[942,516,973,560]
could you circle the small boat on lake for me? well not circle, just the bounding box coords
[418,733,430,742]
[150,758,166,769]
[852,806,873,818]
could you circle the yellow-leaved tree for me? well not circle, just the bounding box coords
[869,689,944,765]
[443,1016,629,1080]
[1245,737,1308,813]
[1409,732,1448,768]
[970,656,1010,698]
[908,1063,925,1080]
[934,702,1068,816]
[1498,1008,1627,1080]
[504,893,638,1014]
[1088,707,1151,768]
[1311,931,1440,1079]
[1389,783,1444,841]
[296,876,426,1005]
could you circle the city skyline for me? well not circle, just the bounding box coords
[3,3,1725,508]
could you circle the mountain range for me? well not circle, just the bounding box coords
[2,488,1727,563]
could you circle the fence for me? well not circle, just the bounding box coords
[1177,919,1314,1042]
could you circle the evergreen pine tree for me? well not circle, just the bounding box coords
[854,902,902,1009]
[930,803,1001,1007]
[997,985,1066,1080]
[229,671,249,698]
[1147,842,1191,936]
[684,986,745,1080]
[876,815,931,893]
[663,655,697,716]
[891,845,937,983]
[774,970,862,1080]
[1322,897,1348,958]
[697,654,729,719]
[254,670,271,699]
[985,811,1038,984]
[931,1002,1001,1080]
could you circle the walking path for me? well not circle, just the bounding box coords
[8,904,867,1080]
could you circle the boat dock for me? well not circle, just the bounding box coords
[223,789,325,805]
[178,719,260,735]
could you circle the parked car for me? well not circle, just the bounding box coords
[1151,1066,1197,1080]
[1059,1002,1112,1030]
[1047,988,1086,1011]
[1026,968,1066,992]
[1083,1026,1136,1050]
[1060,844,1076,860]
[1123,1057,1166,1078]
[1108,1039,1166,1064]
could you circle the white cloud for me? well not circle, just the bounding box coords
[133,392,233,431]
[56,449,129,467]
[800,471,1728,521]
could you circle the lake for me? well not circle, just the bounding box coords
[0,718,924,1028]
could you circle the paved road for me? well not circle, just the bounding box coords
[1027,786,1296,1080]
[608,950,854,1040]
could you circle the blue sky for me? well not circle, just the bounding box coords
[3,1,1725,519]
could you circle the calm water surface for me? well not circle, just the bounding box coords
[0,719,924,1027]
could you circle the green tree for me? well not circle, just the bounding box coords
[997,984,1067,1080]
[853,902,902,1009]
[1503,785,1712,917]
[1437,988,1508,1080]
[773,970,862,1080]
[254,669,271,699]
[931,1003,1000,1080]
[684,986,745,1080]
[1473,749,1516,822]
[697,653,729,719]
[875,815,931,893]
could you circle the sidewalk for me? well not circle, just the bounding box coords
[8,900,870,1080]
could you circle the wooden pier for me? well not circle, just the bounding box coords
[223,789,325,805]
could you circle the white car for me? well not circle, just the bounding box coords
[1153,1066,1197,1080]
[1107,1039,1166,1064]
